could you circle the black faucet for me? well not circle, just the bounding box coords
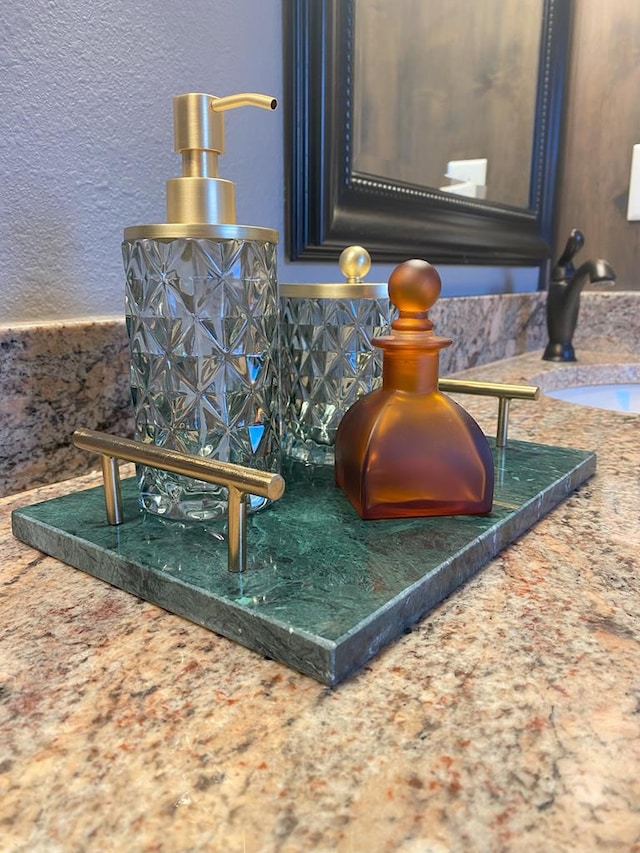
[543,229,616,362]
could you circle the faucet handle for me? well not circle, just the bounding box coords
[555,228,585,268]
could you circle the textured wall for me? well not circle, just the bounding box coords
[0,0,285,321]
[0,0,537,324]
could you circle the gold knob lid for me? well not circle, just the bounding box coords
[339,245,372,283]
[280,246,387,298]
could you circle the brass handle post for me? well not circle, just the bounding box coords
[72,428,285,573]
[438,379,540,447]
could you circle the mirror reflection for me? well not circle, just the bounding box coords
[352,0,544,209]
[285,0,570,265]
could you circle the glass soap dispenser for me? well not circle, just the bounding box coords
[334,259,494,519]
[122,92,280,522]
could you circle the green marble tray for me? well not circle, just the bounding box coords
[12,440,595,685]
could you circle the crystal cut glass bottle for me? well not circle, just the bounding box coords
[123,236,280,521]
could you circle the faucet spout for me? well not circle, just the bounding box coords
[543,231,616,362]
[577,258,616,284]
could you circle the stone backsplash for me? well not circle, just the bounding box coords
[2,290,636,497]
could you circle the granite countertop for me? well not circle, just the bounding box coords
[2,348,639,852]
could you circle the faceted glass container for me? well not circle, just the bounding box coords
[123,236,280,521]
[280,283,391,465]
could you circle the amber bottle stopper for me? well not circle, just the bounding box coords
[377,258,452,356]
[388,257,439,332]
[334,259,495,519]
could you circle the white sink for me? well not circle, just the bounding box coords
[530,363,640,414]
[545,383,640,413]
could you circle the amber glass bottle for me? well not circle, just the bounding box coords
[334,259,494,519]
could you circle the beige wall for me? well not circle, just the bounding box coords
[555,0,640,288]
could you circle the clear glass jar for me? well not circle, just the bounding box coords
[280,279,391,466]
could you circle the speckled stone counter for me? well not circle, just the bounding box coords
[2,344,639,852]
[0,320,132,497]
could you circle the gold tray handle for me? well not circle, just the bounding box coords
[438,379,540,447]
[72,429,285,574]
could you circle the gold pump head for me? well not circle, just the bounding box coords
[124,92,279,242]
[167,92,277,226]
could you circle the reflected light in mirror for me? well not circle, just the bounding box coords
[353,0,543,209]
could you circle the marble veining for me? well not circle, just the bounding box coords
[2,343,639,851]
[11,441,595,685]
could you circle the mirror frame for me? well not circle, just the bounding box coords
[284,0,572,266]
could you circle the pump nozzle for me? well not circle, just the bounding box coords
[167,91,278,226]
[211,93,277,113]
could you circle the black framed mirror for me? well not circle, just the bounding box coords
[284,0,572,266]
